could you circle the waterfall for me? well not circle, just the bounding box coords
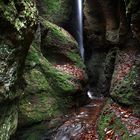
[76,0,84,59]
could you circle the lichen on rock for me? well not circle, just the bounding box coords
[98,99,140,140]
[110,45,140,114]
[19,45,76,125]
[0,0,37,139]
[0,0,37,102]
[18,18,87,127]
[40,18,85,69]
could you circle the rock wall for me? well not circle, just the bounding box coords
[18,18,87,127]
[1,0,140,139]
[84,0,140,114]
[36,0,72,27]
[0,0,37,139]
[0,0,87,138]
[11,1,88,139]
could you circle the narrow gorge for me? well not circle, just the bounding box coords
[0,0,140,140]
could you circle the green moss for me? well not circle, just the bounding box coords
[0,0,37,101]
[67,50,85,69]
[19,16,86,126]
[26,46,40,65]
[98,100,140,140]
[42,0,71,24]
[20,93,61,124]
[27,44,75,95]
[111,66,137,105]
[0,103,18,140]
[26,69,51,91]
[40,57,75,95]
[41,18,76,44]
[20,45,76,125]
[122,136,140,140]
[40,18,85,69]
[0,0,37,33]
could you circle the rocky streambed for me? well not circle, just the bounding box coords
[52,98,140,140]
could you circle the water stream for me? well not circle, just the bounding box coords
[53,99,105,140]
[75,0,84,59]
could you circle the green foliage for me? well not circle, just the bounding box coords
[98,111,114,140]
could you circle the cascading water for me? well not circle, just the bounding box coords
[75,0,84,59]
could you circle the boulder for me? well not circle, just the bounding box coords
[0,0,37,139]
[110,42,140,115]
[18,19,87,127]
[98,99,140,139]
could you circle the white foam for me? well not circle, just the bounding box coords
[87,91,94,99]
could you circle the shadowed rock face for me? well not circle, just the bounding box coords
[0,0,37,139]
[0,3,37,102]
[10,8,88,140]
[84,0,140,114]
[84,0,128,45]
[0,0,140,139]
[84,0,127,96]
[17,19,87,128]
[36,0,72,27]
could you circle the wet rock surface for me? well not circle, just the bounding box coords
[53,98,105,140]
[52,98,140,140]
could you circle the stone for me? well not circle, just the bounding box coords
[36,0,72,27]
[18,19,87,128]
[0,0,37,139]
[110,41,140,114]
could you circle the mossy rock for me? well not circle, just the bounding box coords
[19,18,87,126]
[19,42,85,126]
[37,0,72,25]
[0,0,37,139]
[11,118,63,140]
[0,0,37,33]
[98,99,140,140]
[0,102,18,140]
[111,66,137,105]
[110,65,140,116]
[0,0,37,102]
[40,18,85,69]
[110,47,140,115]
